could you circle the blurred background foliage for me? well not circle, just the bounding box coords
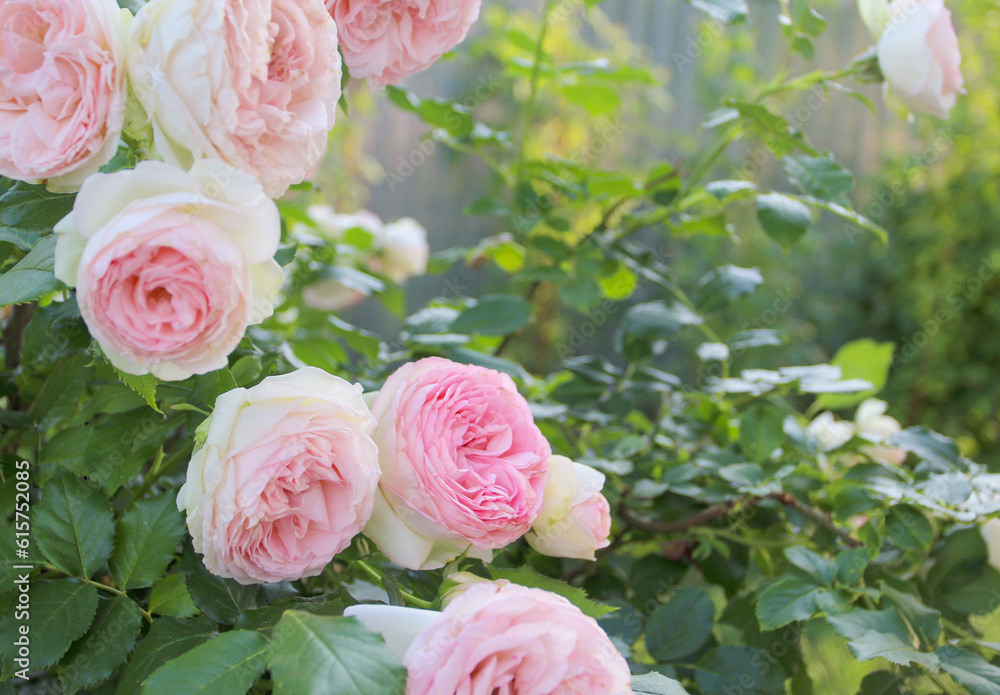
[316,0,1000,467]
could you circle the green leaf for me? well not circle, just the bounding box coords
[110,492,186,589]
[686,0,748,23]
[0,234,64,306]
[835,548,870,585]
[881,585,941,646]
[116,617,217,695]
[488,567,616,619]
[0,182,75,232]
[34,471,115,578]
[783,154,853,205]
[848,630,940,670]
[883,504,933,552]
[117,371,160,412]
[888,426,960,469]
[937,645,1000,695]
[59,597,143,694]
[141,630,268,695]
[825,608,911,643]
[620,301,703,360]
[0,578,98,673]
[450,295,532,336]
[182,551,258,624]
[631,672,692,694]
[696,265,763,312]
[755,193,812,250]
[695,646,786,695]
[756,576,823,630]
[815,339,894,410]
[784,547,836,586]
[149,574,199,618]
[268,613,407,695]
[0,227,40,251]
[738,403,785,464]
[646,586,716,662]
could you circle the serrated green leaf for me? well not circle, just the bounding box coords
[116,371,160,412]
[696,646,785,695]
[848,630,939,670]
[149,574,199,618]
[488,567,617,619]
[784,547,836,586]
[116,617,216,695]
[783,153,853,205]
[182,551,257,624]
[34,471,115,578]
[937,645,1000,695]
[59,596,143,694]
[268,613,406,695]
[0,579,98,674]
[631,672,692,694]
[756,576,823,630]
[0,182,75,232]
[450,295,532,336]
[141,630,268,695]
[110,492,186,590]
[0,234,64,305]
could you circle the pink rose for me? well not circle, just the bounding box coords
[877,0,963,118]
[178,367,381,584]
[54,160,283,381]
[346,582,632,695]
[128,0,342,197]
[526,456,612,561]
[0,0,128,191]
[326,0,482,87]
[364,357,551,569]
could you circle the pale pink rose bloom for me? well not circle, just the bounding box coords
[526,456,612,561]
[326,0,482,87]
[178,367,381,584]
[348,582,632,695]
[877,0,963,118]
[364,357,551,569]
[372,217,429,284]
[854,398,907,465]
[0,0,128,191]
[128,0,342,197]
[53,160,283,381]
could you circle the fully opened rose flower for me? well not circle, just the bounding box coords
[128,0,342,197]
[0,0,128,191]
[874,0,964,118]
[54,159,283,381]
[178,368,380,584]
[326,0,482,87]
[346,582,632,694]
[525,455,612,561]
[364,357,551,570]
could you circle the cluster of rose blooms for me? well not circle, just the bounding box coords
[180,359,631,691]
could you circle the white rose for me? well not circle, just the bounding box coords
[375,218,430,284]
[806,412,855,452]
[525,456,612,561]
[876,0,964,118]
[855,399,907,465]
[982,519,1000,573]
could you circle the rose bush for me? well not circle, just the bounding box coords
[0,0,995,694]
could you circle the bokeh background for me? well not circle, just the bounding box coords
[315,0,1000,467]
